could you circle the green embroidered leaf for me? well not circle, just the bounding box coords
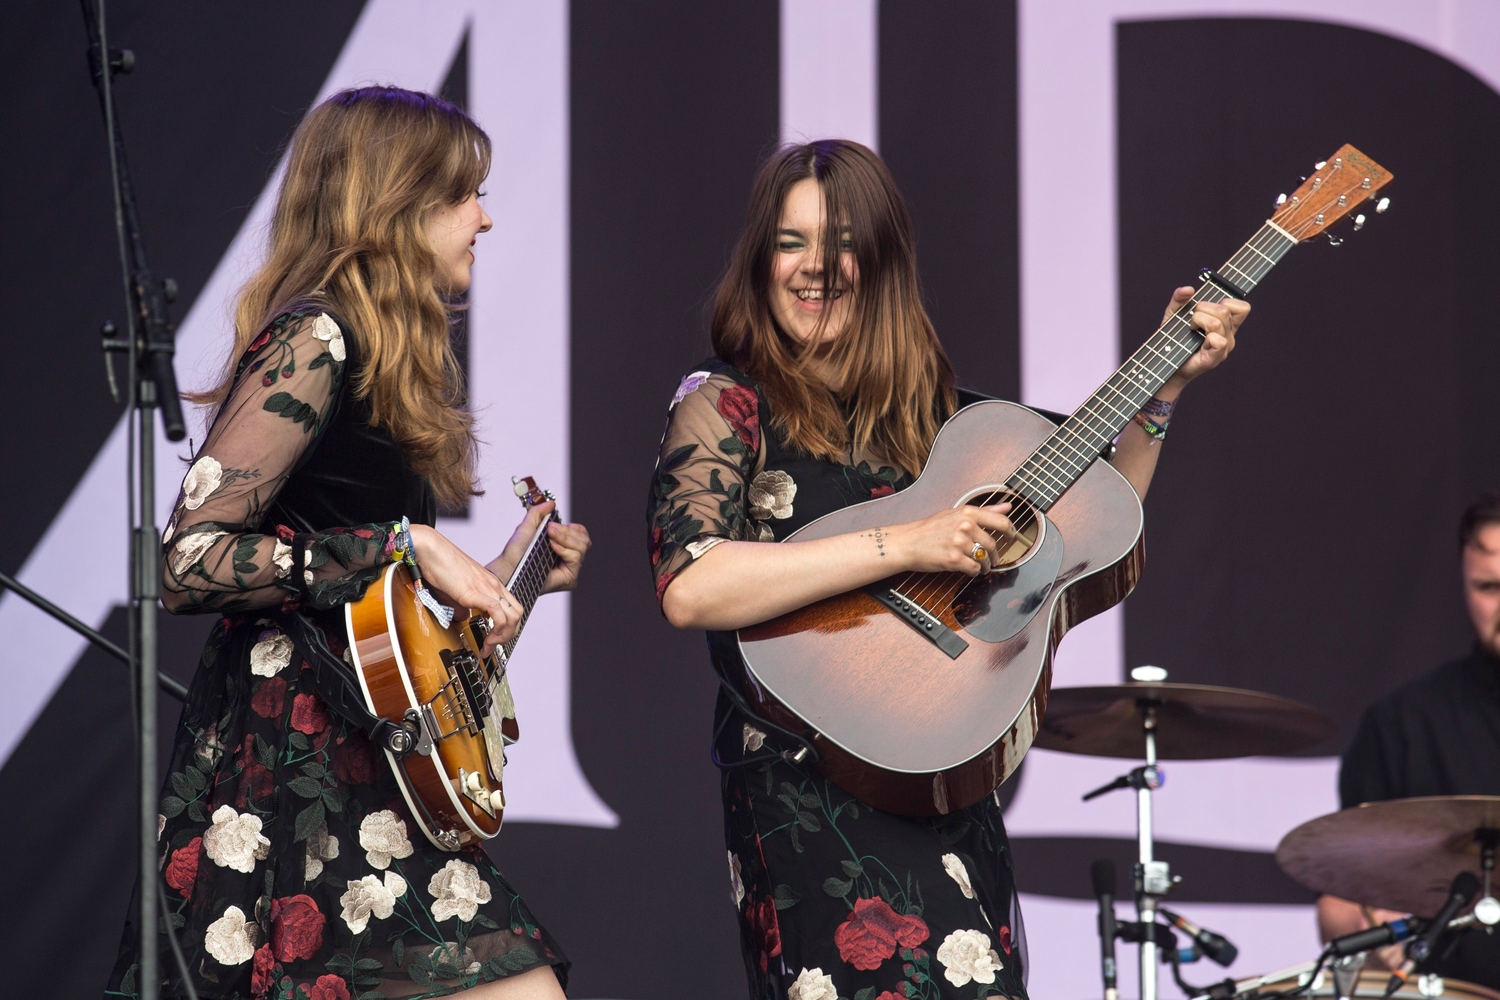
[391,937,405,968]
[323,532,367,566]
[708,468,726,493]
[660,443,698,471]
[292,799,325,843]
[185,765,207,792]
[325,954,353,977]
[846,800,860,820]
[301,761,325,780]
[322,787,344,813]
[841,859,864,878]
[798,792,820,808]
[879,879,899,907]
[169,772,195,801]
[288,731,311,751]
[497,946,539,971]
[773,884,801,910]
[355,991,387,1000]
[937,819,972,847]
[855,988,877,1000]
[796,810,821,832]
[286,776,322,799]
[822,877,853,898]
[789,824,803,854]
[473,913,500,930]
[777,793,797,814]
[160,795,186,819]
[253,733,277,769]
[308,353,331,370]
[187,800,207,823]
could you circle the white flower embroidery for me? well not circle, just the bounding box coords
[728,851,745,908]
[671,370,713,406]
[756,522,776,542]
[428,859,493,922]
[157,814,167,841]
[358,810,414,870]
[749,469,797,520]
[249,630,294,677]
[684,536,725,560]
[338,871,407,933]
[194,722,225,768]
[742,723,766,753]
[203,905,257,966]
[304,822,340,881]
[170,528,227,576]
[786,967,838,1000]
[182,456,224,510]
[429,942,476,969]
[202,805,271,874]
[272,539,294,578]
[936,928,1004,986]
[311,312,346,362]
[942,853,976,899]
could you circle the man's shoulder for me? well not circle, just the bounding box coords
[1367,647,1491,720]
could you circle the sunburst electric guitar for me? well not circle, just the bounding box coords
[736,144,1392,817]
[345,477,559,850]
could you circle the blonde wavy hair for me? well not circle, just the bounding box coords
[198,86,491,508]
[711,140,956,478]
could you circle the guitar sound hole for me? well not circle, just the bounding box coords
[960,488,1044,570]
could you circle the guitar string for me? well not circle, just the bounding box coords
[890,216,1314,614]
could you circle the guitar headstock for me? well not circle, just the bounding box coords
[1270,143,1392,242]
[511,475,555,510]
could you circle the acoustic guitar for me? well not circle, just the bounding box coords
[345,476,559,850]
[737,144,1392,817]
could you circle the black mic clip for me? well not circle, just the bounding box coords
[1083,764,1164,802]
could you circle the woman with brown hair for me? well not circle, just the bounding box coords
[106,87,586,1000]
[646,140,1247,999]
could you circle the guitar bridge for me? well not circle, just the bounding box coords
[868,587,968,659]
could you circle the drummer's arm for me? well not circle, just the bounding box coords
[1316,895,1407,971]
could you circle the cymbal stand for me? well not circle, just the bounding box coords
[1135,701,1172,1000]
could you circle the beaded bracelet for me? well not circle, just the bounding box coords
[1132,396,1176,443]
[390,516,455,628]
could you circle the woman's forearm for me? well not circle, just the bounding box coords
[1108,377,1186,501]
[663,527,904,631]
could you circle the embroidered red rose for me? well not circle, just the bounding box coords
[164,837,201,898]
[304,974,350,1000]
[250,944,276,999]
[247,327,274,355]
[743,895,783,971]
[331,733,377,785]
[834,896,930,971]
[716,385,760,451]
[290,693,330,735]
[999,924,1012,955]
[874,993,906,1000]
[250,676,287,719]
[869,484,896,499]
[269,894,326,961]
[654,570,677,608]
[236,763,274,808]
[648,526,665,566]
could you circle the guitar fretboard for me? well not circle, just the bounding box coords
[1007,220,1298,511]
[500,512,560,661]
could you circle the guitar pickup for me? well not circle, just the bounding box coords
[869,587,968,659]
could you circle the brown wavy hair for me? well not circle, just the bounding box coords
[197,86,490,508]
[710,140,956,477]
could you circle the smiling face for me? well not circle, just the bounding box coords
[1464,524,1500,658]
[769,177,858,347]
[424,192,493,294]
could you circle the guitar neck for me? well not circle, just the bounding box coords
[1006,219,1299,511]
[500,511,561,659]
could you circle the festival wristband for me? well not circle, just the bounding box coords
[390,516,455,628]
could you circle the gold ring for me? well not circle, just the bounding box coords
[970,543,987,563]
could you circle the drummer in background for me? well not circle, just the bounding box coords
[1317,493,1500,988]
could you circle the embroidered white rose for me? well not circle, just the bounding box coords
[786,967,838,1000]
[728,851,745,908]
[202,805,271,874]
[181,456,223,510]
[339,871,407,933]
[671,370,712,406]
[936,928,1004,986]
[249,629,294,677]
[358,810,414,870]
[742,723,766,753]
[203,905,258,966]
[684,536,726,560]
[170,528,227,576]
[428,859,492,922]
[311,312,346,362]
[272,539,294,578]
[304,821,340,880]
[748,469,797,520]
[941,853,976,899]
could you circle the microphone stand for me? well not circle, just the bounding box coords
[78,3,192,999]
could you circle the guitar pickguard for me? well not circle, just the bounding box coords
[951,514,1063,642]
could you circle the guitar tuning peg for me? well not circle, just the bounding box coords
[1275,193,1287,206]
[1375,197,1391,213]
[1326,233,1344,247]
[1315,160,1327,170]
[1352,213,1366,231]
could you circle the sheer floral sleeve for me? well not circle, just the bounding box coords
[161,311,401,615]
[646,366,768,609]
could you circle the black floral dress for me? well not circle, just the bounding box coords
[647,360,1029,1000]
[107,310,567,1000]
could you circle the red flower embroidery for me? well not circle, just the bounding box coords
[275,524,297,543]
[290,693,330,735]
[834,897,930,971]
[999,924,1012,955]
[874,993,906,1000]
[648,526,664,567]
[163,837,201,899]
[250,944,276,998]
[869,484,895,499]
[247,327,273,355]
[250,676,287,719]
[744,895,783,971]
[269,894,326,962]
[236,762,274,808]
[716,385,760,451]
[304,974,350,1000]
[331,733,377,785]
[654,570,677,609]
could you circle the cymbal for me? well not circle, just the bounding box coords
[1033,681,1336,759]
[1276,796,1500,915]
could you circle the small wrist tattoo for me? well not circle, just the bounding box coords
[864,527,887,557]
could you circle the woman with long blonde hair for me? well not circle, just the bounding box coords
[647,140,1248,998]
[107,87,585,1000]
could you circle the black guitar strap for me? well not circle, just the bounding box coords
[278,611,418,759]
